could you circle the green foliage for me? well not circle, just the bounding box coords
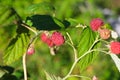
[77,27,100,71]
[3,33,30,65]
[3,25,30,65]
[0,66,17,80]
[25,2,55,15]
[45,71,62,80]
[110,54,120,72]
[0,66,25,80]
[0,0,120,80]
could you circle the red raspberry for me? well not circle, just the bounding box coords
[40,32,48,43]
[27,46,35,55]
[51,31,65,46]
[46,38,54,47]
[110,41,120,54]
[90,18,104,31]
[98,28,111,39]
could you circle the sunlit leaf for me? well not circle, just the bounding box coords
[25,2,55,15]
[66,18,79,27]
[3,33,29,65]
[77,27,100,71]
[3,25,30,65]
[103,23,113,30]
[110,53,120,72]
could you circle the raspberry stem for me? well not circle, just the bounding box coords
[22,31,42,80]
[67,75,91,80]
[21,23,37,35]
[22,53,27,80]
[66,32,77,61]
[63,34,101,80]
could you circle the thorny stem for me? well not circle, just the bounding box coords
[66,32,77,61]
[63,34,100,80]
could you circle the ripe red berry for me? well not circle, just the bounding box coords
[110,41,120,54]
[40,32,48,43]
[90,18,104,31]
[51,31,65,46]
[27,47,35,55]
[98,28,111,39]
[46,38,54,47]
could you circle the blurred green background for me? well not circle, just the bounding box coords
[0,0,120,80]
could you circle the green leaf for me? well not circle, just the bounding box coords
[25,2,55,15]
[77,27,100,71]
[66,18,79,27]
[3,33,29,65]
[103,23,113,30]
[0,69,6,78]
[0,66,14,78]
[110,53,120,72]
[45,71,62,80]
[0,66,14,74]
[4,25,30,65]
[26,15,70,30]
[53,17,65,29]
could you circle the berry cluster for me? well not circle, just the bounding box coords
[90,18,120,54]
[41,31,65,47]
[90,18,111,40]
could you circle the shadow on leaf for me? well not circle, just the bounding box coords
[26,15,70,30]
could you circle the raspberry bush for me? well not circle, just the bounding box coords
[0,1,120,80]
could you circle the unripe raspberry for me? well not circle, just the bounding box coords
[90,18,104,31]
[40,32,48,43]
[27,46,35,55]
[110,41,120,54]
[98,28,111,39]
[51,31,65,46]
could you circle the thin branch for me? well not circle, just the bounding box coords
[88,35,100,51]
[63,49,94,80]
[21,23,37,35]
[22,31,42,80]
[100,39,109,44]
[66,32,74,45]
[62,49,94,80]
[63,35,101,80]
[22,53,27,80]
[68,75,91,80]
[66,32,77,61]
